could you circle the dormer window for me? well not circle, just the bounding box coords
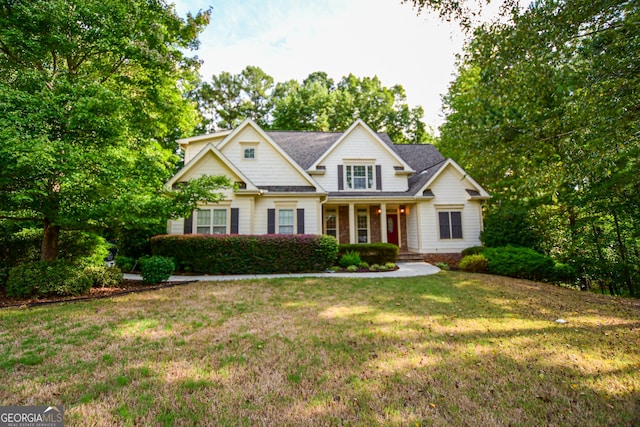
[240,141,259,160]
[346,164,374,190]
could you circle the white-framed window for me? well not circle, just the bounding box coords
[357,208,369,243]
[438,211,463,239]
[278,209,295,234]
[325,207,338,239]
[345,164,374,190]
[196,208,228,234]
[243,147,255,159]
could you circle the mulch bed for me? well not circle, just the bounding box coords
[0,279,195,309]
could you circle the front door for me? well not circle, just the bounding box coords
[386,213,399,246]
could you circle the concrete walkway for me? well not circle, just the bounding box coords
[124,262,440,282]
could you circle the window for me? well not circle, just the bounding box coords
[196,208,228,234]
[243,148,255,159]
[438,211,463,239]
[325,208,338,239]
[345,165,374,190]
[278,209,294,234]
[357,208,369,243]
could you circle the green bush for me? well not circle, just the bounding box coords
[483,246,560,282]
[6,261,92,298]
[339,251,362,268]
[434,262,450,270]
[461,246,485,257]
[115,256,135,272]
[151,234,338,274]
[346,265,358,272]
[458,254,489,273]
[552,262,577,284]
[84,266,123,288]
[139,256,175,285]
[385,262,396,270]
[336,243,398,265]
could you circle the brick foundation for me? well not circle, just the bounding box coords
[423,253,463,267]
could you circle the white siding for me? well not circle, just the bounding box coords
[183,135,227,163]
[168,218,185,235]
[179,152,239,199]
[253,197,322,235]
[314,126,408,192]
[220,127,311,187]
[415,165,483,253]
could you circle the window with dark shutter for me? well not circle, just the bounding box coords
[297,209,305,234]
[267,209,275,234]
[438,212,450,239]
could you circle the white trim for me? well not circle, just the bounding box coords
[417,159,490,199]
[310,120,414,173]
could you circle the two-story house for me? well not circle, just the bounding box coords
[166,119,489,258]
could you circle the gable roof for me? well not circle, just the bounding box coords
[415,158,490,199]
[308,119,414,172]
[217,119,324,192]
[166,142,259,192]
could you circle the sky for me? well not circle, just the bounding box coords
[173,0,468,130]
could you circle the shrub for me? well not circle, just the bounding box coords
[151,234,338,274]
[6,261,92,298]
[336,243,398,265]
[58,231,110,267]
[358,261,369,269]
[339,251,362,268]
[434,262,450,270]
[369,264,380,271]
[483,246,561,282]
[552,262,577,284]
[84,266,123,288]
[458,254,489,273]
[346,265,358,272]
[139,256,175,285]
[115,256,135,272]
[461,246,485,257]
[385,262,396,270]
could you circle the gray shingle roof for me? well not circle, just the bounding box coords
[267,130,447,196]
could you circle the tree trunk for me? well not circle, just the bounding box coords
[41,218,60,262]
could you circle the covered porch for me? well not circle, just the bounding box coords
[322,201,413,251]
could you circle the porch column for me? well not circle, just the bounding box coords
[348,203,356,244]
[380,203,388,243]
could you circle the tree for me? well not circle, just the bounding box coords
[196,68,432,143]
[0,0,230,262]
[433,0,639,294]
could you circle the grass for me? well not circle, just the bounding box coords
[0,271,639,426]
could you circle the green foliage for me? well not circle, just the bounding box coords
[139,256,175,285]
[195,66,432,143]
[339,251,362,268]
[461,246,485,257]
[0,0,227,262]
[458,255,489,273]
[6,261,91,298]
[151,234,338,274]
[115,256,135,272]
[337,243,398,265]
[436,0,639,295]
[482,246,574,283]
[59,231,110,267]
[83,266,123,288]
[481,203,540,250]
[385,262,396,270]
[434,262,450,270]
[346,265,358,272]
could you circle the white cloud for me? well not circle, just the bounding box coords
[174,0,466,129]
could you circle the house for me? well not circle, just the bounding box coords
[166,119,489,260]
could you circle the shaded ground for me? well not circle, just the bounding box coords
[1,272,639,426]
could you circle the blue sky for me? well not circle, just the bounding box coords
[173,0,466,129]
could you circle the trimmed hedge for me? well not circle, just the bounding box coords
[139,256,175,284]
[151,234,338,274]
[337,243,398,265]
[483,246,576,283]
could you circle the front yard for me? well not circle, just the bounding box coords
[1,272,638,426]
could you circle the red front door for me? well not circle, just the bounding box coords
[387,214,399,246]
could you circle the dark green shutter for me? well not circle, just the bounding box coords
[297,208,305,234]
[375,165,382,190]
[337,165,344,190]
[267,209,275,234]
[438,212,450,239]
[451,212,463,238]
[230,208,239,234]
[184,212,193,234]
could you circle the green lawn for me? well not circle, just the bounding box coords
[1,272,638,426]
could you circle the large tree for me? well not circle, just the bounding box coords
[0,0,230,261]
[429,0,639,294]
[196,66,431,143]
